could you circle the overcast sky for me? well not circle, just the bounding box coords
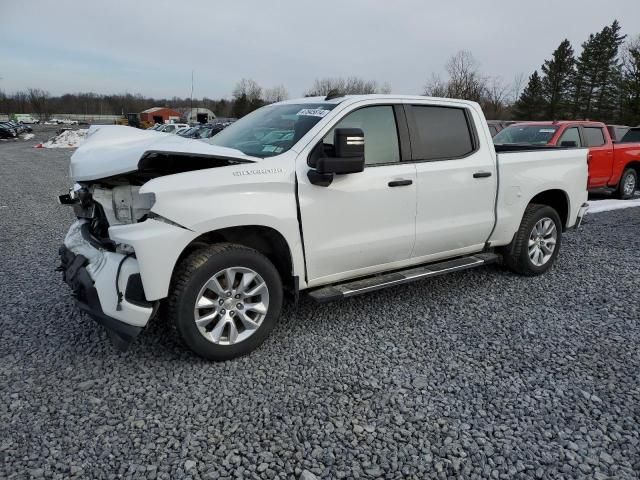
[1,0,639,99]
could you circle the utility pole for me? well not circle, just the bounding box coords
[190,70,194,123]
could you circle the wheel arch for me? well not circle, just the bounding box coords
[622,161,640,181]
[528,189,570,230]
[172,225,296,294]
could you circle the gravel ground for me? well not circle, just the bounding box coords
[1,132,639,480]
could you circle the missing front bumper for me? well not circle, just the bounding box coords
[58,221,158,350]
[59,245,146,350]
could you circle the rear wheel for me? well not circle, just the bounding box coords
[168,243,282,360]
[614,168,637,200]
[503,204,562,276]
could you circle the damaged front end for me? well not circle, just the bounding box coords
[57,128,257,350]
[57,178,166,350]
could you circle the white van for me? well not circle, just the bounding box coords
[13,114,39,124]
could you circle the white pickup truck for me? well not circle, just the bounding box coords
[58,94,589,360]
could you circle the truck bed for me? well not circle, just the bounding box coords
[489,148,589,246]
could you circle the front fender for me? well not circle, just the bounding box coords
[135,155,305,296]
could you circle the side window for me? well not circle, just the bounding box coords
[558,127,581,147]
[410,105,475,160]
[323,106,400,165]
[583,127,605,147]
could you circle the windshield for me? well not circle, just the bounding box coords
[180,127,197,136]
[493,125,559,145]
[209,103,337,157]
[621,128,640,143]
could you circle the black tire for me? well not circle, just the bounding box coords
[168,243,282,360]
[614,168,637,200]
[502,203,562,276]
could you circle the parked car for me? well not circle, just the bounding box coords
[0,123,17,139]
[58,95,588,360]
[2,120,30,134]
[179,123,226,140]
[158,123,188,134]
[494,120,640,199]
[47,118,79,125]
[175,127,191,136]
[176,126,201,138]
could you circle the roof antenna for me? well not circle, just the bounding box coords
[325,89,343,101]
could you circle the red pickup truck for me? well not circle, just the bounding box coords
[493,121,640,199]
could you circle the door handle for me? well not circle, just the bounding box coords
[388,179,413,187]
[473,171,492,178]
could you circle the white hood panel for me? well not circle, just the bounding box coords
[70,125,256,181]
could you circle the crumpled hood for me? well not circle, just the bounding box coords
[70,125,257,181]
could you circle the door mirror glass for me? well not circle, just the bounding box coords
[560,140,577,147]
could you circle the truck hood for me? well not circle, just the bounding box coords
[70,125,257,181]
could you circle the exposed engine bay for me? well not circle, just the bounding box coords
[60,151,251,247]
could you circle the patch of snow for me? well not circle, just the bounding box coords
[21,133,35,140]
[587,198,640,214]
[39,129,88,148]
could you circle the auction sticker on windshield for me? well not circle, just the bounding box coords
[296,108,330,118]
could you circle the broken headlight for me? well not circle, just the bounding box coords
[92,186,155,225]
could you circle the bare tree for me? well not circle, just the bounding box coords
[13,90,29,114]
[27,88,50,119]
[423,73,449,97]
[482,76,510,119]
[263,84,289,103]
[422,51,487,102]
[510,72,526,103]
[305,76,390,96]
[444,51,486,101]
[232,78,262,103]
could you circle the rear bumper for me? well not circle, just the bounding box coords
[573,202,589,229]
[58,221,157,350]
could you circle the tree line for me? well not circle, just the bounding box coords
[2,20,638,125]
[0,76,391,121]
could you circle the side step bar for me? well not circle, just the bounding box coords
[307,252,500,303]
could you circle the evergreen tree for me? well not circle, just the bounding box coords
[232,93,249,118]
[571,20,626,121]
[541,39,575,119]
[513,71,545,120]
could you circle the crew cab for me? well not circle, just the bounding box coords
[57,95,588,360]
[494,121,640,199]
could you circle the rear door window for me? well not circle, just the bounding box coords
[558,127,582,147]
[583,127,606,147]
[409,105,475,160]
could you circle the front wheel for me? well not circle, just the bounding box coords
[614,168,637,200]
[502,204,562,276]
[168,243,283,360]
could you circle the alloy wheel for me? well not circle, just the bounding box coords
[193,267,269,345]
[623,173,636,196]
[528,217,557,267]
